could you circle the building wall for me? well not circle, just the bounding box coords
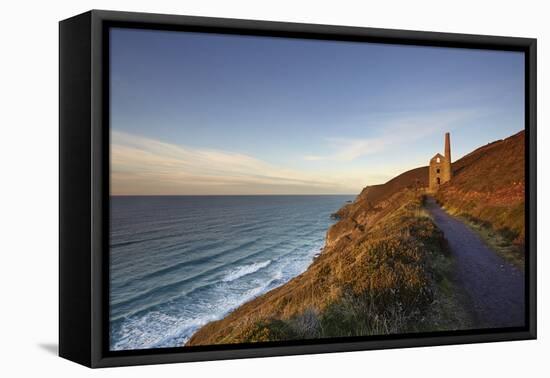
[429,154,452,192]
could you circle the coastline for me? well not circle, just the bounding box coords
[110,195,351,350]
[184,184,459,346]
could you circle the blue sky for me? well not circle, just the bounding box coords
[110,28,524,195]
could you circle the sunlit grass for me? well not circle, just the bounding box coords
[187,190,474,345]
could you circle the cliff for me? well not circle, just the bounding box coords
[186,130,524,346]
[186,179,451,346]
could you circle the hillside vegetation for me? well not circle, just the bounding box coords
[187,189,470,346]
[435,130,525,264]
[186,130,524,346]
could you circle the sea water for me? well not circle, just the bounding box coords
[110,195,353,350]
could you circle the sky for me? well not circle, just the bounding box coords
[110,27,525,195]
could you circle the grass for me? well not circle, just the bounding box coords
[420,262,474,332]
[454,214,524,271]
[436,197,525,270]
[245,274,474,342]
[187,190,476,346]
[436,195,525,248]
[434,130,525,269]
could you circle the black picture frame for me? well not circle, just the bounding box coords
[59,9,537,368]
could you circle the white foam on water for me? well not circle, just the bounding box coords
[111,311,217,350]
[222,260,272,282]
[111,271,281,350]
[110,240,330,351]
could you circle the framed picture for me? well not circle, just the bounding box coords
[59,10,537,368]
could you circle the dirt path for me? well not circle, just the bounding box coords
[424,197,525,328]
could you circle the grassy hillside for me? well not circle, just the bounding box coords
[187,189,471,346]
[330,166,428,241]
[357,166,428,207]
[435,130,525,263]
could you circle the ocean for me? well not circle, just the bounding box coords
[109,195,353,350]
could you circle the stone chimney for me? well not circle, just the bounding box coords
[444,132,451,162]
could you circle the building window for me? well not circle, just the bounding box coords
[437,177,441,185]
[436,157,440,163]
[436,168,440,173]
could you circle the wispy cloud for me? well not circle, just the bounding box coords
[111,132,371,195]
[303,110,475,162]
[111,109,478,195]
